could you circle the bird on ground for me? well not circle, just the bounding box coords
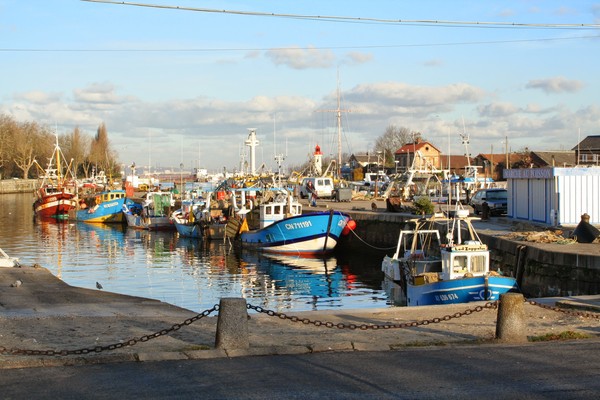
[96,281,103,290]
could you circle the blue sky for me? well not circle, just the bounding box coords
[1,0,599,174]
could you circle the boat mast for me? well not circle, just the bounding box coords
[316,72,351,179]
[55,135,61,182]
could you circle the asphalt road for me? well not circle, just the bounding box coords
[2,340,599,399]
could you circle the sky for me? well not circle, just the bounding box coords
[1,0,599,175]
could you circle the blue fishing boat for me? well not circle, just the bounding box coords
[123,191,175,230]
[381,208,518,306]
[171,198,206,238]
[75,189,132,223]
[239,189,355,255]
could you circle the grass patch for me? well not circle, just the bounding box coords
[397,340,447,348]
[528,331,590,342]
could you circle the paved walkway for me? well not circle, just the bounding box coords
[1,265,599,369]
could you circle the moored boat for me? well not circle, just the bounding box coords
[0,247,19,268]
[123,191,175,230]
[381,207,518,306]
[171,197,206,238]
[75,189,132,223]
[32,136,77,220]
[239,189,355,255]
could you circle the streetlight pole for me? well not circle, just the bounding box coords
[179,162,184,198]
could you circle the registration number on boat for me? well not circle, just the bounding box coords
[434,293,459,302]
[285,220,312,230]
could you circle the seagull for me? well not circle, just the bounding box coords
[96,281,103,290]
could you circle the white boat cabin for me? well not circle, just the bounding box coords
[387,210,490,284]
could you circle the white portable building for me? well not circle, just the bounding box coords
[505,167,600,226]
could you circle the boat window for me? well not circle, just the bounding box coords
[265,206,272,215]
[471,256,487,273]
[452,256,468,274]
[274,205,281,214]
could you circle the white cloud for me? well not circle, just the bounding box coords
[525,77,584,94]
[265,46,336,69]
[342,51,373,65]
[15,91,62,105]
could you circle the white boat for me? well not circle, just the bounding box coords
[0,247,19,268]
[381,207,518,306]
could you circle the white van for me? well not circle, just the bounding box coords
[298,177,334,199]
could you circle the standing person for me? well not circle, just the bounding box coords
[306,180,317,207]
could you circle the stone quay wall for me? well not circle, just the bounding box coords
[337,209,600,298]
[484,235,600,298]
[0,179,37,194]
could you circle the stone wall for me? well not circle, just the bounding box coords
[483,234,600,298]
[0,179,37,194]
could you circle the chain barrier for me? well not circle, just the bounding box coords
[5,298,598,358]
[525,298,600,319]
[247,301,498,330]
[0,305,219,357]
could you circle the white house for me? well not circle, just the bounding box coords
[505,167,600,226]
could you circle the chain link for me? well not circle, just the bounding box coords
[525,299,600,319]
[247,301,498,330]
[5,298,598,358]
[0,305,219,357]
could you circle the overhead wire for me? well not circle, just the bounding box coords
[81,0,600,30]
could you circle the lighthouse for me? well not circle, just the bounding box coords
[245,128,259,175]
[313,144,323,176]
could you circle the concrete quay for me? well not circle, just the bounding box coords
[1,264,599,369]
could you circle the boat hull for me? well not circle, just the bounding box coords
[124,213,174,230]
[174,221,203,238]
[76,198,129,223]
[34,192,76,220]
[407,275,518,306]
[240,211,350,255]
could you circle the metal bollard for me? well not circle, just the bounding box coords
[215,298,249,350]
[495,292,527,343]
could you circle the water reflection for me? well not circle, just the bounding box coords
[0,192,390,312]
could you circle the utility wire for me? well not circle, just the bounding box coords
[81,0,600,30]
[2,34,600,53]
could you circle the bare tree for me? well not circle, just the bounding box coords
[13,121,52,179]
[372,125,417,167]
[62,126,91,178]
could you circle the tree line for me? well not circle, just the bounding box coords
[0,114,119,180]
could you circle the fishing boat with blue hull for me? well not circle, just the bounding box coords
[381,208,518,306]
[171,198,206,239]
[75,190,133,223]
[123,191,175,231]
[239,189,355,255]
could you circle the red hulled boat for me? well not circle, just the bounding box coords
[33,136,77,220]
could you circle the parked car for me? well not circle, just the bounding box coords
[469,188,508,216]
[298,177,334,199]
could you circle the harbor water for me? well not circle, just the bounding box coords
[0,193,391,313]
